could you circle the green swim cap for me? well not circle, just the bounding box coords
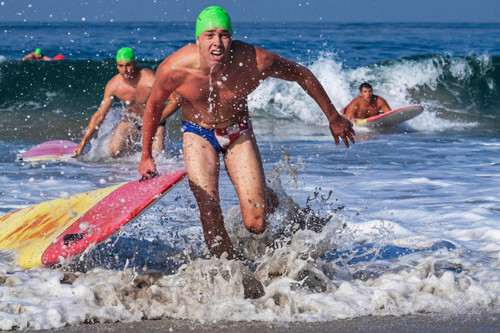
[116,47,136,62]
[34,48,42,55]
[195,6,233,40]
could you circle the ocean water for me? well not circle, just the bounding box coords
[0,22,499,330]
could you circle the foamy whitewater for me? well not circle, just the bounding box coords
[0,22,499,330]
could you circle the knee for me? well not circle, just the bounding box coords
[243,214,266,234]
[108,146,120,158]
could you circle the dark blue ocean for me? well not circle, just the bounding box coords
[0,22,499,329]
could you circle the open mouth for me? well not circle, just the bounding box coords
[210,49,224,61]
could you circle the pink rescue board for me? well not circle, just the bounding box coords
[0,170,186,268]
[20,140,78,162]
[356,105,424,127]
[41,170,186,266]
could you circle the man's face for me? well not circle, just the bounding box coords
[196,27,232,67]
[116,61,138,80]
[359,87,373,101]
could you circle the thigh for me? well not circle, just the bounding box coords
[183,132,221,201]
[224,131,267,220]
[109,120,139,146]
[152,125,166,152]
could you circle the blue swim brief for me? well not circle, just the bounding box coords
[181,119,252,153]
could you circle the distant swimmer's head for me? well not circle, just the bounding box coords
[359,82,372,92]
[116,47,138,79]
[195,6,233,40]
[116,47,136,62]
[34,48,42,55]
[359,82,373,101]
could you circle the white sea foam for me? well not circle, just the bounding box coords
[1,214,498,330]
[1,152,499,330]
[248,53,486,132]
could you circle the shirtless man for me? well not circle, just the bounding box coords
[73,47,180,158]
[22,48,52,61]
[139,6,355,259]
[342,82,391,122]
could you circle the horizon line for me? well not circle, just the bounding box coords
[1,20,500,24]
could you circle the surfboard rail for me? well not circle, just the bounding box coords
[356,105,424,127]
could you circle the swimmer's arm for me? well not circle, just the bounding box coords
[73,82,115,156]
[140,63,177,177]
[377,96,391,113]
[343,101,358,120]
[22,53,34,61]
[160,91,182,123]
[258,47,354,147]
[259,48,341,122]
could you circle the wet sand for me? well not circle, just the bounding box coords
[29,312,499,333]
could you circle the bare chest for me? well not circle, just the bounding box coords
[177,69,260,108]
[114,84,151,107]
[354,99,380,118]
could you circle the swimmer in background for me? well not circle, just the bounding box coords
[73,47,181,158]
[341,82,391,122]
[22,48,52,61]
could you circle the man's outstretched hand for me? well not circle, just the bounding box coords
[329,115,355,148]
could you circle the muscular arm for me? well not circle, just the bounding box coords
[258,48,355,147]
[377,96,391,113]
[343,100,359,121]
[160,91,182,122]
[139,62,178,177]
[22,53,35,61]
[73,81,115,156]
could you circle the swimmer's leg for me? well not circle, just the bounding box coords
[108,120,140,158]
[224,131,273,234]
[152,124,166,154]
[183,132,235,259]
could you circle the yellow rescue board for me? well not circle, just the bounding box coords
[0,185,119,268]
[0,171,186,269]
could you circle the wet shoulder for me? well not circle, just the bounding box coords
[230,40,260,68]
[231,40,257,58]
[169,44,198,65]
[238,41,279,71]
[139,68,156,87]
[105,74,123,94]
[348,96,362,108]
[158,44,198,73]
[140,67,155,80]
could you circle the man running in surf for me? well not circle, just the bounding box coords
[139,6,355,259]
[73,47,180,158]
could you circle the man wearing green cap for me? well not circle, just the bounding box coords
[139,6,355,259]
[22,48,52,61]
[73,47,181,158]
